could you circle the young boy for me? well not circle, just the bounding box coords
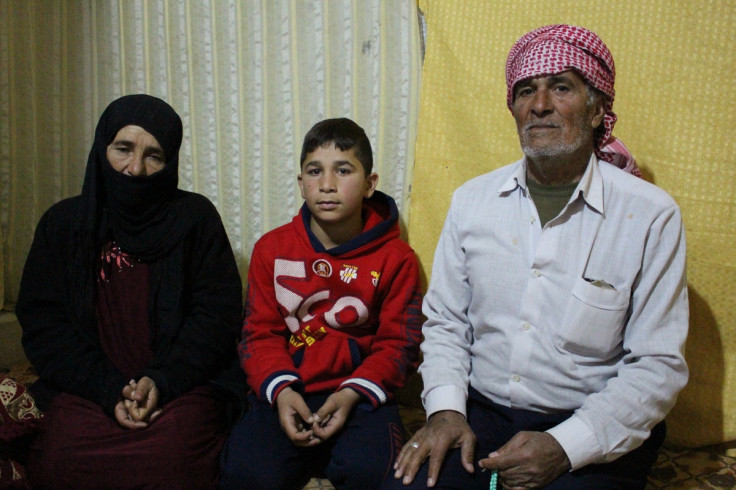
[220,118,423,489]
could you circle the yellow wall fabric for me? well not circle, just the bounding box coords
[410,0,736,447]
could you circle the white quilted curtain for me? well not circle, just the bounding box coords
[0,0,423,304]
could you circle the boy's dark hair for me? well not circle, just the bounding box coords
[300,118,373,174]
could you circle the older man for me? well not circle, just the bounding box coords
[391,25,688,489]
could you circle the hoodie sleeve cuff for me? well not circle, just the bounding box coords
[339,378,388,408]
[263,371,302,406]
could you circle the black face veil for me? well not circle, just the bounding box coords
[80,94,186,261]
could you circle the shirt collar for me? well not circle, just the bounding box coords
[498,154,604,214]
[498,158,527,195]
[575,153,603,213]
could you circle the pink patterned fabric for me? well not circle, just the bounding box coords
[0,376,43,443]
[600,136,642,178]
[505,24,617,160]
[0,375,43,489]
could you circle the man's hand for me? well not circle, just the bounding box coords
[478,431,571,489]
[393,410,476,487]
[275,387,320,447]
[311,388,360,442]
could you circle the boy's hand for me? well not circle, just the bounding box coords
[276,387,320,446]
[311,388,361,442]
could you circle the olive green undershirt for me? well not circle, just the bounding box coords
[526,179,579,227]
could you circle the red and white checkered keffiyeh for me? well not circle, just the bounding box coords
[505,25,620,163]
[599,135,642,177]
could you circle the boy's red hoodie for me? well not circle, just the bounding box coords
[239,191,423,408]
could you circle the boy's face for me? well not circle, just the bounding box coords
[298,143,378,238]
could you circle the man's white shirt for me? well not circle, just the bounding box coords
[420,155,688,470]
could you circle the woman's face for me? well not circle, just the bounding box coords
[106,125,166,176]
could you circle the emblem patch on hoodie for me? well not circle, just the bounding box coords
[371,271,381,287]
[312,259,332,278]
[340,264,358,283]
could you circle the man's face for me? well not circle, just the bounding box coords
[512,70,604,160]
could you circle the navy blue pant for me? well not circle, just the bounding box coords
[220,392,406,490]
[385,388,665,490]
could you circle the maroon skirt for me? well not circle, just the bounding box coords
[27,386,228,489]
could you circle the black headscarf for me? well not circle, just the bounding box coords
[71,94,188,319]
[78,94,187,259]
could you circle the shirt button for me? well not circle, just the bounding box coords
[522,322,531,330]
[512,375,521,382]
[530,216,536,224]
[533,269,541,278]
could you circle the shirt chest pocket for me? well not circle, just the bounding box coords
[557,277,630,358]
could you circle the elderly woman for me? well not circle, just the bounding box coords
[16,94,243,488]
